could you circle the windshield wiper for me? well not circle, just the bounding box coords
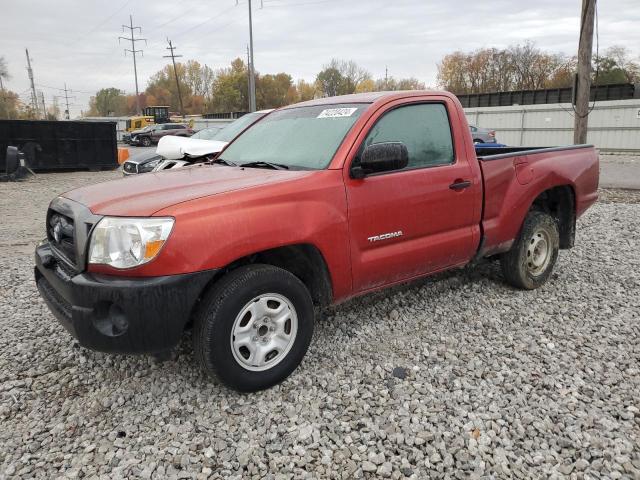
[240,161,289,170]
[209,158,238,167]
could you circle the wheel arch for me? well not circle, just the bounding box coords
[528,184,576,249]
[195,243,334,312]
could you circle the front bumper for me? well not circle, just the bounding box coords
[35,242,218,354]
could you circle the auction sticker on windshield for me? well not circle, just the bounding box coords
[317,108,358,118]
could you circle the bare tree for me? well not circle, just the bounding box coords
[437,42,576,94]
[0,56,10,90]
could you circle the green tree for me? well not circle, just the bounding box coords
[209,58,249,113]
[257,73,294,109]
[315,67,344,97]
[88,88,127,116]
[594,46,640,85]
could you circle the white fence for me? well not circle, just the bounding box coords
[464,99,640,153]
[82,100,640,153]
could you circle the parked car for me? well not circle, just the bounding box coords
[469,125,497,143]
[35,91,599,392]
[122,111,271,175]
[122,125,152,144]
[129,123,194,147]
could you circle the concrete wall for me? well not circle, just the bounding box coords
[464,99,640,153]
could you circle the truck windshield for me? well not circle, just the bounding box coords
[218,103,368,170]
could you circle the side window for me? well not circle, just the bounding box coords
[361,103,454,169]
[470,125,477,132]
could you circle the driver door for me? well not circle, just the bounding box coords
[345,97,481,293]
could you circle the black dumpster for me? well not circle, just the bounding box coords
[0,120,118,172]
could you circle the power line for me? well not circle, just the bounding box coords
[163,39,185,117]
[119,15,146,114]
[171,3,239,39]
[36,83,94,95]
[66,0,133,45]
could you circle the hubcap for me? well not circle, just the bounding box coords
[526,229,551,275]
[230,294,298,371]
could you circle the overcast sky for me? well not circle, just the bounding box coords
[2,0,638,116]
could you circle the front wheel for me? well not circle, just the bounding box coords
[141,136,152,147]
[500,211,559,290]
[193,265,314,392]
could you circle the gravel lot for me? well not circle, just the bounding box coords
[1,167,639,479]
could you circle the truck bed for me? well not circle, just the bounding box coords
[476,144,600,257]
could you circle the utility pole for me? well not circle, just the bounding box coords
[246,45,252,112]
[25,49,39,118]
[119,15,146,115]
[385,66,389,90]
[62,83,75,120]
[39,91,46,119]
[573,0,596,144]
[238,0,257,112]
[164,39,184,118]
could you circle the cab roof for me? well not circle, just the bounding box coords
[284,90,454,109]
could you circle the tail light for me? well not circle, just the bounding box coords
[489,131,496,137]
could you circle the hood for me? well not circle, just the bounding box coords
[123,150,162,166]
[156,135,228,160]
[62,165,311,216]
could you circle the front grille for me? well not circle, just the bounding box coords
[123,162,137,174]
[48,211,77,266]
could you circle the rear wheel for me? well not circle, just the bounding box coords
[473,138,483,144]
[500,211,559,290]
[193,265,314,391]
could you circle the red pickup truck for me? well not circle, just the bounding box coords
[35,91,599,391]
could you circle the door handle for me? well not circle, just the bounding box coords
[449,180,471,191]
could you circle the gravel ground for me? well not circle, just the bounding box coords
[1,169,639,479]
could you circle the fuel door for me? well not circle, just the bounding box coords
[514,156,534,185]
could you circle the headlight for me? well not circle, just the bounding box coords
[138,158,161,173]
[88,217,174,269]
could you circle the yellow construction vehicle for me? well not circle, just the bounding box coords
[125,115,155,132]
[125,106,171,132]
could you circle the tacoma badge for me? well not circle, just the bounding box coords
[367,231,403,243]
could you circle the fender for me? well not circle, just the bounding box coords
[90,170,353,301]
[480,146,598,257]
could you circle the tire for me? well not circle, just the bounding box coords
[500,211,559,290]
[141,136,152,147]
[473,138,483,144]
[193,264,314,392]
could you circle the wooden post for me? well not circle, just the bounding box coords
[573,0,596,144]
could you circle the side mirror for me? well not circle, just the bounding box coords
[351,142,409,179]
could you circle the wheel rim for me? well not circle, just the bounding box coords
[526,229,552,276]
[230,293,298,372]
